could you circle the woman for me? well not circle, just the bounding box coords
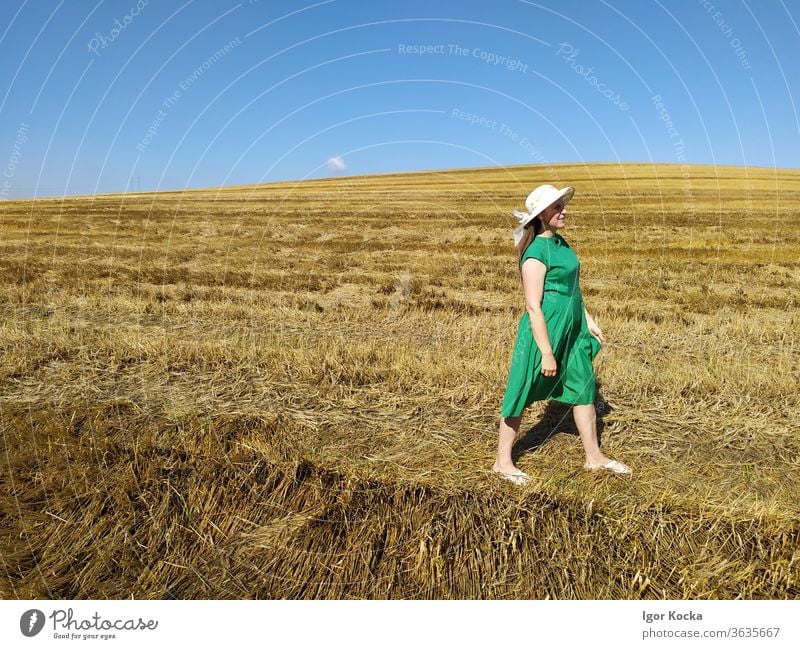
[492,184,631,485]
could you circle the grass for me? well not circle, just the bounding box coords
[0,161,798,598]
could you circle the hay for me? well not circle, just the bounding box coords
[1,162,799,598]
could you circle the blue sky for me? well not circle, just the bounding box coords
[0,0,798,198]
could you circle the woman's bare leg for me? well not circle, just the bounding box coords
[493,415,523,473]
[573,403,630,471]
[572,404,608,466]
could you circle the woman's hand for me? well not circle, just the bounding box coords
[585,310,606,344]
[541,352,557,377]
[588,321,605,344]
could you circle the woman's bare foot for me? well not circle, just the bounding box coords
[492,462,532,484]
[583,452,611,469]
[583,455,631,474]
[492,461,521,474]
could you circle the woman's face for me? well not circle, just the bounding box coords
[540,199,567,230]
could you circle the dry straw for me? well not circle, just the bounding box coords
[1,162,798,598]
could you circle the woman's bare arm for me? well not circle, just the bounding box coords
[521,259,557,375]
[584,307,605,343]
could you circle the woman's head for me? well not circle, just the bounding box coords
[513,184,575,267]
[538,197,569,231]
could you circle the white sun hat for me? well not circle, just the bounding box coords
[512,184,575,246]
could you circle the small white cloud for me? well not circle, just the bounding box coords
[326,154,346,172]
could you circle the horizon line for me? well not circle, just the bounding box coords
[3,159,798,203]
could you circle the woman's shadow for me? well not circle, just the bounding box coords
[511,379,612,461]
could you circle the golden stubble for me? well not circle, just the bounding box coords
[1,162,798,598]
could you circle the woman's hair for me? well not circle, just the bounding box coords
[515,214,544,278]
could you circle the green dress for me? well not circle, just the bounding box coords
[500,233,601,417]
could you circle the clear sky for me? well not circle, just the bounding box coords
[1,0,798,199]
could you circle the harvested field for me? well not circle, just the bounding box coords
[1,161,799,598]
